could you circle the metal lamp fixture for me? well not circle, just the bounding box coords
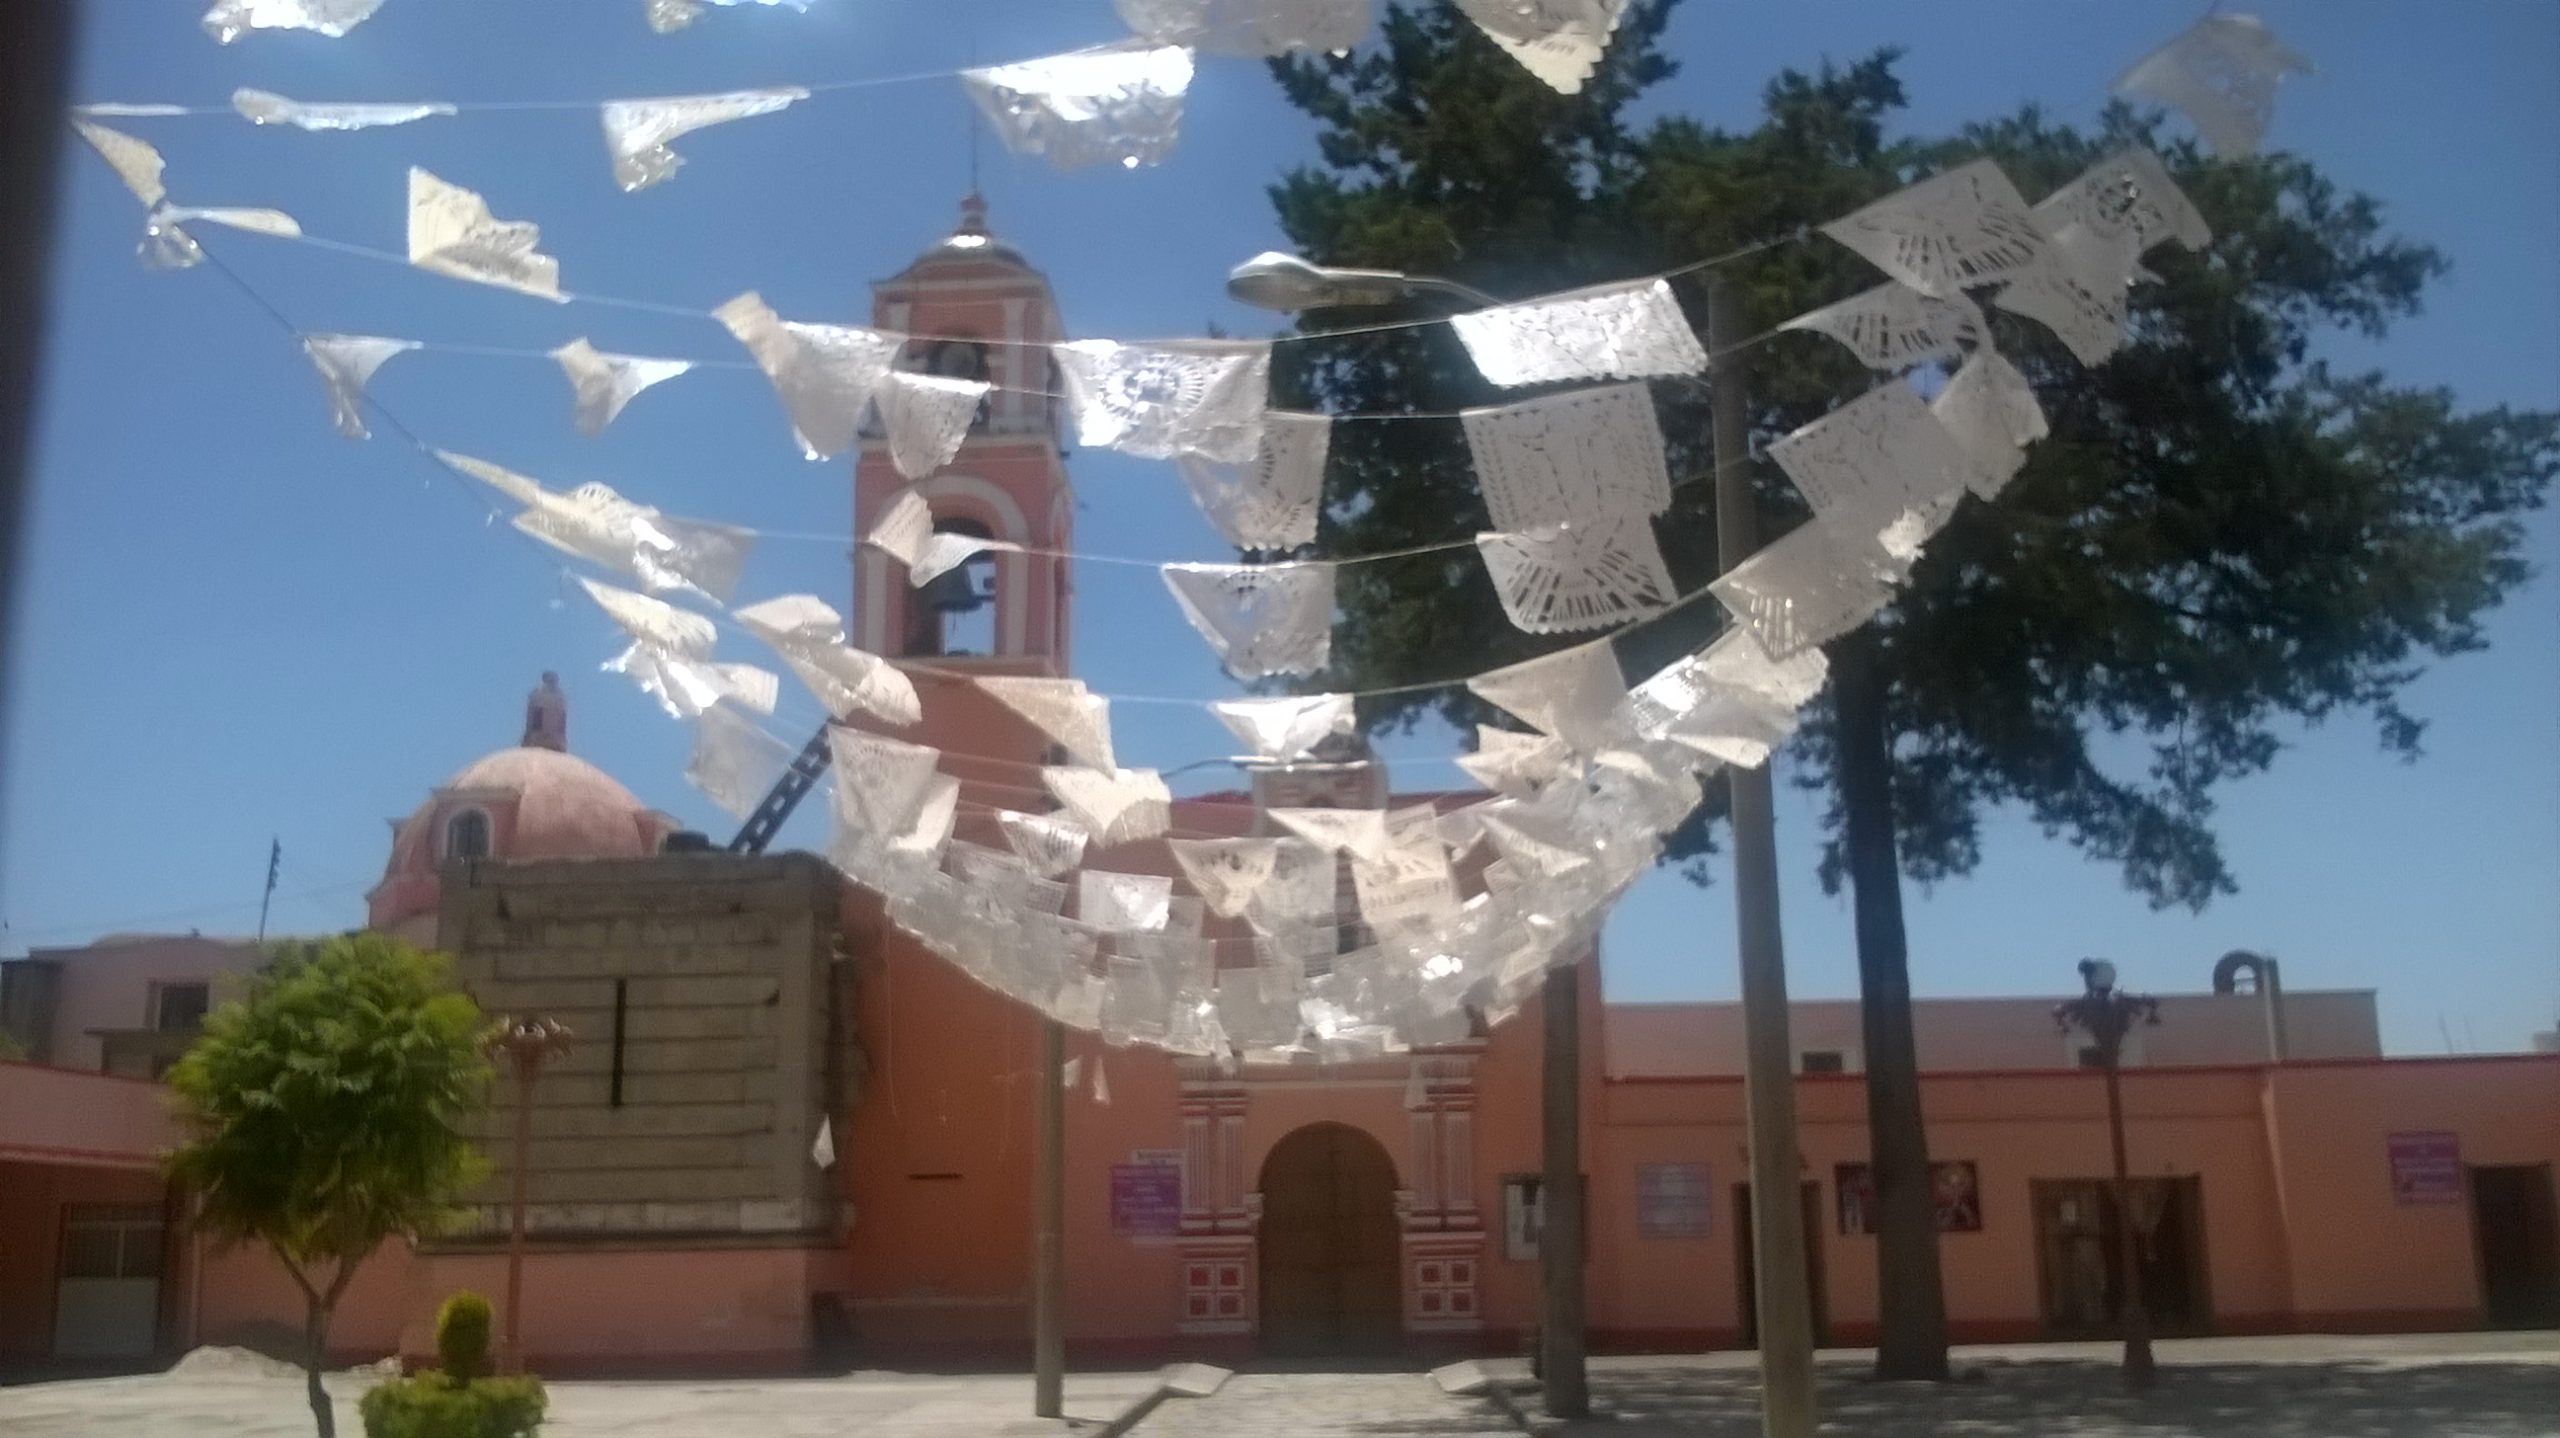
[1225,250,1499,312]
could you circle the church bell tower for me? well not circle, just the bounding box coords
[854,197,1076,807]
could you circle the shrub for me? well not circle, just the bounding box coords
[358,1373,546,1438]
[435,1293,493,1381]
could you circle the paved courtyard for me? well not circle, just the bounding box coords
[1478,1332,2560,1437]
[1132,1368,1510,1437]
[4,1334,2553,1437]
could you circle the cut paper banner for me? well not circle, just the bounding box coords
[1161,561,1335,678]
[975,675,1117,771]
[408,168,563,301]
[1930,350,2047,497]
[1173,409,1330,551]
[1455,725,1574,797]
[1081,871,1175,932]
[1167,838,1281,918]
[1043,766,1172,847]
[232,89,456,130]
[1211,693,1354,761]
[74,122,301,270]
[1476,514,1674,634]
[551,339,692,435]
[963,44,1197,173]
[1462,382,1673,532]
[1768,380,1975,531]
[1450,277,1705,388]
[1822,159,2047,298]
[1348,805,1458,934]
[1452,0,1630,95]
[687,702,796,818]
[827,727,945,837]
[1054,339,1270,463]
[1465,640,1634,753]
[732,594,923,727]
[1993,225,2143,367]
[716,292,899,460]
[1629,628,1828,769]
[601,87,808,192]
[1707,515,1910,658]
[579,577,777,719]
[864,490,1022,586]
[441,450,753,600]
[204,0,385,43]
[999,809,1091,877]
[1269,807,1391,862]
[2112,13,2310,158]
[1114,0,1371,56]
[1780,282,1985,372]
[302,334,418,440]
[647,0,816,33]
[2033,147,2211,273]
[875,370,992,479]
[72,122,169,207]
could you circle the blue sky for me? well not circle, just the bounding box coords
[5,1,2553,1054]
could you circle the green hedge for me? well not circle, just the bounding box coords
[357,1373,546,1438]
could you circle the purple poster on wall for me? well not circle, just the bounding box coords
[2387,1131,2463,1205]
[1111,1161,1184,1237]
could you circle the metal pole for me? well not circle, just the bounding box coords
[506,1060,533,1375]
[1708,276,1819,1438]
[2101,1029,2156,1389]
[1541,964,1588,1417]
[1032,1016,1067,1417]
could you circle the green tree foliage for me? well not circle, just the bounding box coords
[1264,1,2557,1377]
[168,935,492,1437]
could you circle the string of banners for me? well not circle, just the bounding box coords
[126,6,2304,189]
[76,9,2308,1063]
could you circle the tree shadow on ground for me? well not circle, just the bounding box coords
[1561,1359,2560,1437]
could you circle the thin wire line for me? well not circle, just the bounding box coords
[167,202,1810,351]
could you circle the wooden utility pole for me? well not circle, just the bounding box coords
[1541,963,1588,1416]
[1032,1016,1067,1417]
[1707,277,1819,1438]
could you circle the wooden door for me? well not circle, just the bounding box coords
[1733,1182,1827,1349]
[2472,1164,2560,1328]
[2031,1177,2211,1338]
[1258,1123,1403,1356]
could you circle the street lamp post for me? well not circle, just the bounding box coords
[2054,960,2161,1391]
[486,1017,574,1376]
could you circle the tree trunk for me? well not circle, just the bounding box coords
[303,1296,335,1438]
[1832,631,1951,1382]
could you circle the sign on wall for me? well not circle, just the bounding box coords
[1111,1157,1184,1237]
[2386,1131,2464,1205]
[1836,1161,1984,1235]
[1635,1163,1711,1239]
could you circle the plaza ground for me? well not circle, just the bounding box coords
[0,1332,2550,1437]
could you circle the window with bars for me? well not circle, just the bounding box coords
[60,1205,163,1281]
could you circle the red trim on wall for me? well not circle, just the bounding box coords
[0,1058,171,1089]
[0,1143,165,1169]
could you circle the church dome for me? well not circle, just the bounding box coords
[365,677,678,938]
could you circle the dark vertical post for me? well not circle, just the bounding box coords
[1707,276,1818,1438]
[1032,1016,1067,1416]
[608,979,629,1108]
[1541,964,1589,1416]
[2102,1038,2156,1388]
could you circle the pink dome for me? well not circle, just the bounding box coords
[367,745,677,935]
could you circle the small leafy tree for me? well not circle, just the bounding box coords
[168,934,491,1438]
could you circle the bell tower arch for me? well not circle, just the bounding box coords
[854,196,1076,801]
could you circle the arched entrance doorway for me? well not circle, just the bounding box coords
[1257,1122,1402,1356]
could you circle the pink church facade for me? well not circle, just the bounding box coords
[4,203,2557,1374]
